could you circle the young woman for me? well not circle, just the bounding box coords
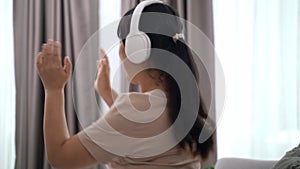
[36,2,213,169]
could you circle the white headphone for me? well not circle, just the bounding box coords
[125,0,163,64]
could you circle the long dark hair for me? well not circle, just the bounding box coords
[117,3,214,160]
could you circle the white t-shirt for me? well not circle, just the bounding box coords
[78,89,201,169]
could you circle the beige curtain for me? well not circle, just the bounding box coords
[121,0,217,168]
[13,0,101,168]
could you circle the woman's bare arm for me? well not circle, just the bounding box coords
[37,40,97,168]
[94,49,118,107]
[97,86,118,107]
[44,90,97,168]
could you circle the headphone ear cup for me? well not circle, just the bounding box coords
[125,32,151,64]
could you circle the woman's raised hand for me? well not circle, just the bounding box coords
[94,48,111,96]
[36,40,72,92]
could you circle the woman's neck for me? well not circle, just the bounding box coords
[140,84,164,93]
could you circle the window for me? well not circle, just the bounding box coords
[99,0,122,111]
[214,0,300,159]
[0,0,16,168]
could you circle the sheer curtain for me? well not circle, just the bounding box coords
[214,0,300,160]
[0,0,15,169]
[99,0,122,113]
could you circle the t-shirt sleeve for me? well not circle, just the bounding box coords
[77,93,148,162]
[77,130,117,164]
[76,94,134,163]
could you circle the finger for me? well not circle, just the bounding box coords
[41,44,48,62]
[53,41,62,64]
[96,60,105,76]
[97,65,103,77]
[98,60,105,71]
[36,52,43,69]
[102,59,107,67]
[99,48,108,59]
[47,39,54,54]
[96,60,101,69]
[98,49,109,64]
[102,60,109,72]
[102,57,109,65]
[102,58,110,74]
[41,43,47,54]
[63,56,72,75]
[45,40,53,64]
[46,39,55,65]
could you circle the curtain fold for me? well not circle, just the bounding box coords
[13,0,100,168]
[121,0,217,168]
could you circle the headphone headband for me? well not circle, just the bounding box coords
[129,0,163,34]
[125,0,163,64]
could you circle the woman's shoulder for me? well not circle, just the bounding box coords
[104,89,169,135]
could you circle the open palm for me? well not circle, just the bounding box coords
[36,39,72,91]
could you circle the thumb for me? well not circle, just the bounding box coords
[99,48,108,59]
[63,56,72,75]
